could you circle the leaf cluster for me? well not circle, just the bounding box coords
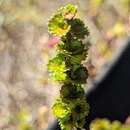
[48,4,90,130]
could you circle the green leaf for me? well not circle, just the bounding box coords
[70,54,84,64]
[68,18,89,39]
[60,83,84,101]
[48,13,70,36]
[48,4,78,36]
[59,118,72,130]
[67,65,88,84]
[52,99,71,118]
[48,53,67,81]
[58,4,77,20]
[48,60,66,73]
[65,39,85,55]
[51,71,67,81]
[48,53,66,72]
[76,118,86,129]
[71,98,89,120]
[57,42,66,50]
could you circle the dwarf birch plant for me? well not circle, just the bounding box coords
[48,4,90,130]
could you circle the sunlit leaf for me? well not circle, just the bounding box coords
[48,53,67,81]
[48,13,70,36]
[52,99,71,118]
[58,4,77,20]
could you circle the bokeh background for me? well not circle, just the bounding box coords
[0,0,129,130]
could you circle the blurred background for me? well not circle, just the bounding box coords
[0,0,129,130]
